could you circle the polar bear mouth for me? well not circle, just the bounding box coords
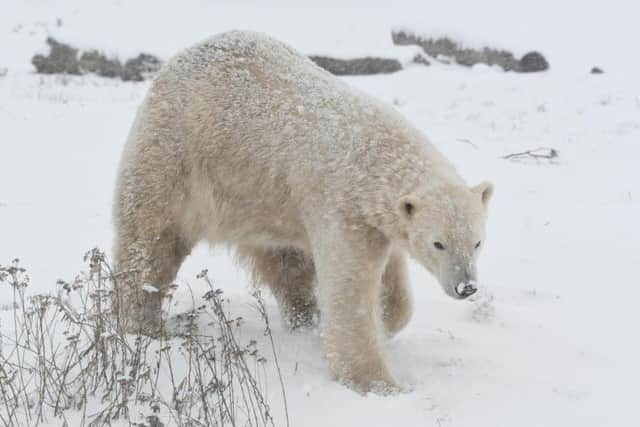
[455,282,478,298]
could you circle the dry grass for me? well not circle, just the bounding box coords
[0,249,288,427]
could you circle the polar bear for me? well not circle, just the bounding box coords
[113,30,493,393]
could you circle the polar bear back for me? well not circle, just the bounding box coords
[119,30,462,237]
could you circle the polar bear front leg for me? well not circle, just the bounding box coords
[312,224,397,393]
[381,251,413,337]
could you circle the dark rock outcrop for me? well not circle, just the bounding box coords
[392,30,549,72]
[518,51,549,72]
[122,53,163,81]
[309,55,402,75]
[79,50,123,78]
[32,37,162,82]
[32,37,82,75]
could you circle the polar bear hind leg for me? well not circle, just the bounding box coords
[237,246,318,330]
[113,222,193,336]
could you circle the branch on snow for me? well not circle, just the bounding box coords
[502,147,559,162]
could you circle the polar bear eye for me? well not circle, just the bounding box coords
[403,202,415,216]
[433,241,445,250]
[475,241,481,249]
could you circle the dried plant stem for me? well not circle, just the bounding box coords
[502,147,558,161]
[0,250,287,427]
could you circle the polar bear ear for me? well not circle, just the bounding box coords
[472,181,494,207]
[397,195,418,220]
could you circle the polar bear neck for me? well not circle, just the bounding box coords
[340,112,467,235]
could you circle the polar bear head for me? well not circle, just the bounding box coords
[397,181,493,299]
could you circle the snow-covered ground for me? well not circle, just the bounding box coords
[1,1,639,426]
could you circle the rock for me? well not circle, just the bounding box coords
[590,66,604,74]
[411,53,430,66]
[518,51,549,72]
[309,55,402,75]
[457,46,519,70]
[79,50,123,78]
[32,38,163,82]
[392,30,548,73]
[122,53,163,81]
[32,37,81,75]
[393,31,520,71]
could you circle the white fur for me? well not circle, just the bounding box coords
[112,30,492,393]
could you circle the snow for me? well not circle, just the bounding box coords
[143,283,160,293]
[1,0,640,426]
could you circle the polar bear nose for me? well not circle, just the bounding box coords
[455,281,477,298]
